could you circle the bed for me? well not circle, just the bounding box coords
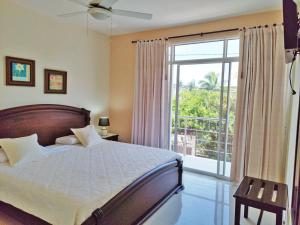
[0,104,183,225]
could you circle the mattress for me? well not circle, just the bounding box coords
[0,141,180,225]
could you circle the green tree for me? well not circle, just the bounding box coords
[172,87,237,161]
[198,72,219,90]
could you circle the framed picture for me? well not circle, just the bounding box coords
[44,69,67,94]
[6,56,35,86]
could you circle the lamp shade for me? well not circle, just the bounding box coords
[98,117,110,126]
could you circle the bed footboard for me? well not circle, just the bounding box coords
[82,159,184,225]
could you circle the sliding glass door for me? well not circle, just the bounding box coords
[170,38,239,178]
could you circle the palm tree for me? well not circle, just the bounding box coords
[198,72,219,90]
[187,79,196,90]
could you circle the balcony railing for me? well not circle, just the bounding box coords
[171,115,233,162]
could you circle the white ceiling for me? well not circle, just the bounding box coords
[10,0,281,36]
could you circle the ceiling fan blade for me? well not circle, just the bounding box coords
[58,11,87,17]
[100,0,118,8]
[66,0,88,7]
[112,9,152,20]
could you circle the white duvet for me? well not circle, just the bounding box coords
[0,141,180,225]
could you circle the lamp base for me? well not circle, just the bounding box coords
[100,128,108,136]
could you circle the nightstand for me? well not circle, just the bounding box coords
[100,133,119,141]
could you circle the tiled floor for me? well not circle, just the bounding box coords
[0,172,280,225]
[144,172,278,225]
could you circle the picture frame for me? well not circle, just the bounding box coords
[6,56,35,86]
[44,69,67,94]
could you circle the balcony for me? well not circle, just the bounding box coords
[171,116,233,177]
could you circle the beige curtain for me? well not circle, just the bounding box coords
[230,26,289,182]
[131,39,171,149]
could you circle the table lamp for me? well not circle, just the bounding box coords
[98,117,110,136]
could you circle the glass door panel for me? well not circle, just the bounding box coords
[171,62,238,178]
[172,63,223,175]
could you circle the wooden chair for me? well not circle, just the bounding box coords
[233,176,288,225]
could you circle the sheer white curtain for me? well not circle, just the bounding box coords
[131,39,171,149]
[230,26,289,182]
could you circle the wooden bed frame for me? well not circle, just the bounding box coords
[0,104,184,225]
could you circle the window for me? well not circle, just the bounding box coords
[175,40,224,61]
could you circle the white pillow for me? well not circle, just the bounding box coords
[0,148,8,163]
[71,125,104,147]
[0,134,46,166]
[55,135,80,145]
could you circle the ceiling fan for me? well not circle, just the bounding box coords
[59,0,153,20]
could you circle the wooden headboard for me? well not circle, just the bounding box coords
[0,104,90,146]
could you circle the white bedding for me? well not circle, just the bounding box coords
[0,141,180,225]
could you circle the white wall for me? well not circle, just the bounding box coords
[285,58,300,225]
[0,0,110,124]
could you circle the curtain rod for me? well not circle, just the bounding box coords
[131,23,281,44]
